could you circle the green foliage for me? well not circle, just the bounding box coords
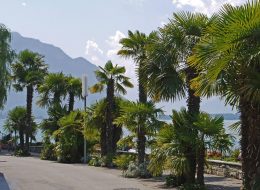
[0,24,15,109]
[40,137,57,160]
[88,156,102,167]
[14,148,30,157]
[165,175,183,187]
[89,60,134,95]
[4,106,27,133]
[115,101,164,136]
[178,183,207,190]
[37,72,67,107]
[113,154,136,170]
[231,149,240,161]
[124,161,151,178]
[54,111,84,163]
[12,50,48,91]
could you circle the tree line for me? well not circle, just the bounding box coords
[0,1,260,189]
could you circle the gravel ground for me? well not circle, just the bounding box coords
[0,152,241,190]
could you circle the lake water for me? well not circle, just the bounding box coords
[0,118,240,148]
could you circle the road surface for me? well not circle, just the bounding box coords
[0,153,241,190]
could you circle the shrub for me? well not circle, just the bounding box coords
[14,148,30,157]
[88,156,101,167]
[113,154,136,170]
[40,143,57,161]
[124,161,151,178]
[165,175,183,187]
[231,149,240,161]
[178,183,207,190]
[100,154,116,167]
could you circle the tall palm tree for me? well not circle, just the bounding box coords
[118,30,156,103]
[90,60,133,163]
[189,1,260,189]
[144,12,211,183]
[0,24,14,109]
[115,101,164,165]
[65,76,82,112]
[118,31,157,165]
[12,50,48,152]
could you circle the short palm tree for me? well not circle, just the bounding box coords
[194,113,224,185]
[115,101,164,165]
[37,72,67,107]
[12,50,48,152]
[90,60,133,162]
[4,106,27,151]
[38,72,68,142]
[189,1,260,188]
[65,76,82,112]
[0,24,14,109]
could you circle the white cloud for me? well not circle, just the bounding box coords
[22,2,27,6]
[85,40,103,55]
[106,30,126,57]
[85,40,104,65]
[172,0,245,15]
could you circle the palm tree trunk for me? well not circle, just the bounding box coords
[25,85,33,153]
[106,79,115,165]
[247,106,260,190]
[185,67,201,184]
[240,98,250,190]
[197,135,205,186]
[19,129,24,150]
[112,124,122,154]
[100,123,107,156]
[137,69,147,165]
[137,125,146,165]
[68,92,74,112]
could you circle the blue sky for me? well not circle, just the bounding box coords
[0,0,247,114]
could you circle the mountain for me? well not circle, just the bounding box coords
[1,32,104,118]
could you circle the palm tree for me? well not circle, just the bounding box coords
[115,101,164,165]
[148,109,225,186]
[4,106,27,152]
[0,24,15,109]
[37,72,67,107]
[189,1,260,188]
[88,99,107,156]
[12,50,48,152]
[144,12,211,183]
[90,60,133,163]
[193,113,224,185]
[118,30,156,103]
[148,109,194,182]
[118,31,157,165]
[38,72,68,142]
[65,76,82,112]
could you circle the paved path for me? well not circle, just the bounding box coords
[0,153,242,190]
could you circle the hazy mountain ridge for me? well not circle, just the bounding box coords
[0,32,104,118]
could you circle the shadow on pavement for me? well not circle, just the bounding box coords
[206,184,239,190]
[0,173,10,190]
